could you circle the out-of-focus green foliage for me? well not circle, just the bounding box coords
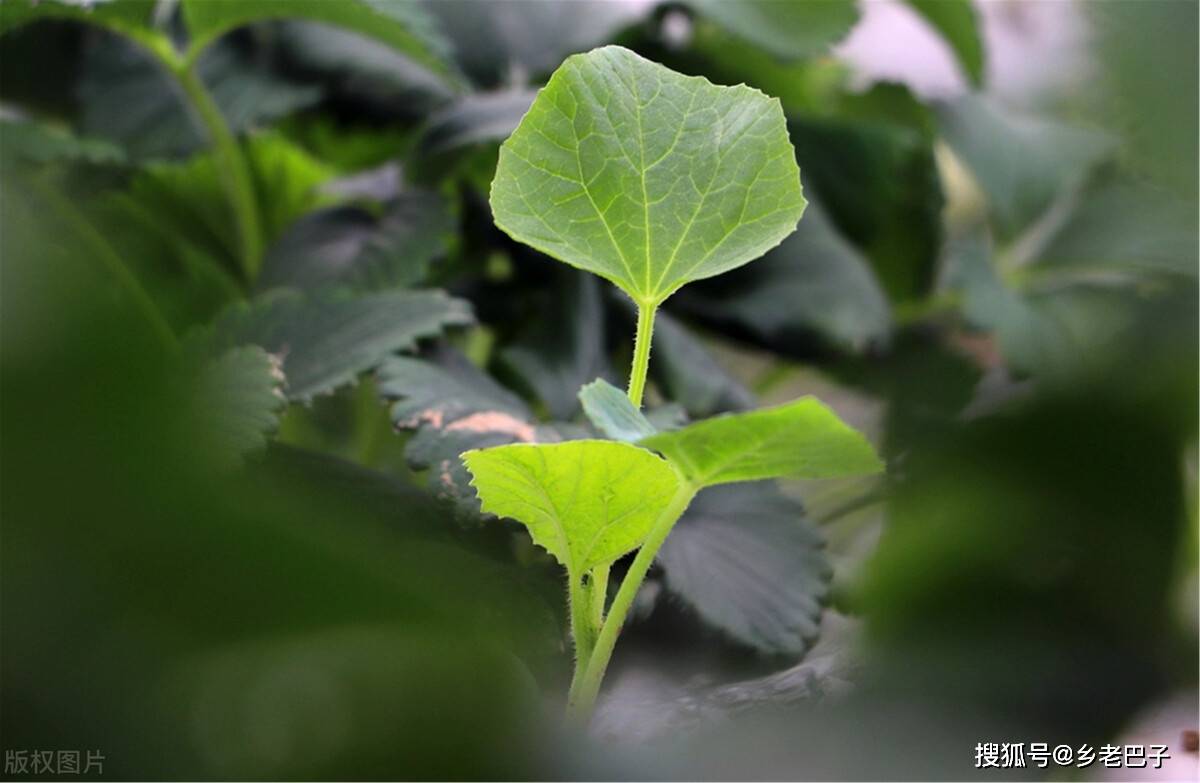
[2,0,1195,778]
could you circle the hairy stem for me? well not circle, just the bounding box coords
[626,303,656,408]
[566,572,596,705]
[30,176,179,354]
[171,62,263,282]
[568,478,697,721]
[590,563,610,630]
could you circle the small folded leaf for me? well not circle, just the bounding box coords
[463,440,680,574]
[578,378,655,443]
[640,398,883,487]
[490,45,805,305]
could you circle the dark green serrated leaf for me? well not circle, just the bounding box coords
[190,345,286,469]
[578,378,655,443]
[686,0,859,61]
[679,195,891,353]
[937,95,1114,240]
[207,289,472,401]
[378,349,583,514]
[790,84,943,302]
[423,0,645,88]
[0,118,125,167]
[904,0,985,87]
[464,440,680,574]
[1032,178,1198,280]
[406,89,536,183]
[498,270,609,420]
[640,398,883,488]
[78,34,321,161]
[104,132,335,284]
[648,308,756,418]
[257,191,454,293]
[659,482,830,655]
[0,0,161,50]
[490,45,805,305]
[179,0,458,83]
[272,19,454,117]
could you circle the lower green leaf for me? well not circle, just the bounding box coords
[463,440,680,575]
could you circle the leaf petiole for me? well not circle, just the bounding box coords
[626,303,657,409]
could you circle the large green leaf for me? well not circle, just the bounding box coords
[659,482,830,655]
[685,0,859,61]
[207,289,472,401]
[463,440,680,574]
[490,45,805,306]
[640,398,882,488]
[179,0,457,80]
[904,0,984,87]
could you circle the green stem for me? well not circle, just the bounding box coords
[171,62,263,282]
[567,478,697,721]
[626,303,656,408]
[566,572,596,705]
[589,563,610,630]
[30,176,178,354]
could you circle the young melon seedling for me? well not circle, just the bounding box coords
[463,46,883,721]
